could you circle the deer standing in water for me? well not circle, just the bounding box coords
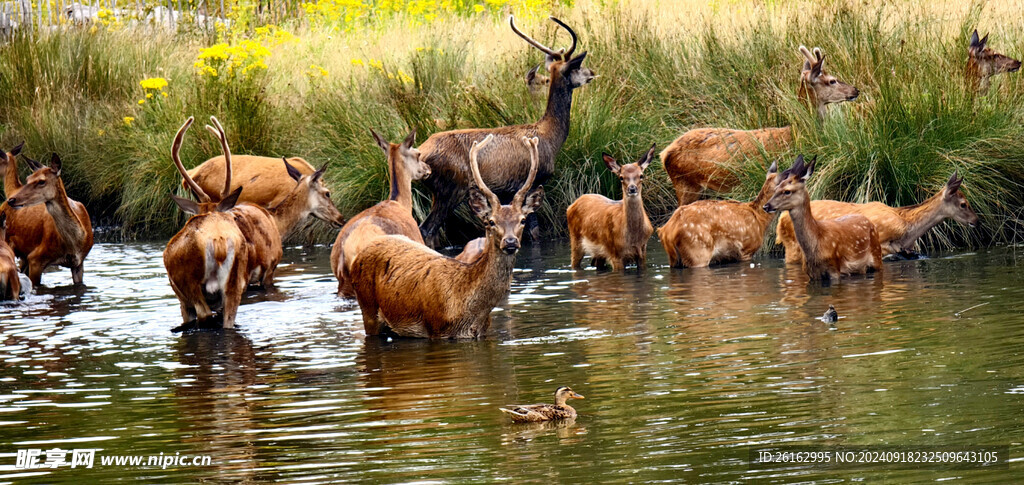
[567,145,656,271]
[5,154,94,287]
[661,46,858,206]
[349,135,544,339]
[332,129,431,298]
[185,152,316,208]
[417,16,594,249]
[775,173,978,262]
[966,29,1020,95]
[0,213,19,300]
[658,161,779,268]
[0,142,25,197]
[762,155,882,282]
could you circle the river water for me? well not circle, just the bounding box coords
[0,242,1022,483]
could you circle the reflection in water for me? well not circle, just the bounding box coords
[0,243,1022,482]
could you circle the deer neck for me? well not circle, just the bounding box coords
[748,179,778,226]
[269,189,309,239]
[966,59,988,94]
[787,195,825,264]
[462,237,517,312]
[893,191,948,249]
[44,181,86,250]
[623,195,649,248]
[798,80,829,119]
[2,156,21,196]
[538,80,573,145]
[388,158,414,211]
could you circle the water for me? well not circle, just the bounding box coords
[1,242,1022,483]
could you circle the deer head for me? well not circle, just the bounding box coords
[1,141,24,167]
[510,16,595,92]
[603,143,656,198]
[763,155,816,213]
[168,116,243,215]
[968,30,1021,93]
[525,64,551,96]
[6,153,67,209]
[281,158,346,227]
[467,135,545,255]
[940,172,979,227]
[798,46,859,118]
[371,128,431,182]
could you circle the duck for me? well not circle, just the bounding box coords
[500,386,585,423]
[821,304,838,324]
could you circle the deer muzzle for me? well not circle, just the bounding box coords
[501,237,520,254]
[763,203,777,214]
[627,185,639,196]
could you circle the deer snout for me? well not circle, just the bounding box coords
[1010,60,1022,73]
[501,236,520,254]
[763,203,776,213]
[847,87,860,101]
[627,185,639,196]
[6,197,19,208]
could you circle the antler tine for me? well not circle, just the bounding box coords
[509,15,560,58]
[205,116,232,199]
[549,17,577,59]
[172,117,210,203]
[469,135,501,208]
[513,136,540,206]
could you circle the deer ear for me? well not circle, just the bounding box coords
[803,156,817,181]
[638,143,656,170]
[467,188,492,220]
[311,162,328,183]
[401,128,416,150]
[810,58,823,80]
[521,186,545,215]
[526,64,540,84]
[170,193,200,215]
[25,156,42,172]
[370,129,390,154]
[602,153,620,174]
[10,141,24,156]
[283,158,302,181]
[969,30,980,48]
[946,171,963,193]
[49,153,62,177]
[979,34,989,49]
[768,160,778,175]
[216,186,243,212]
[565,51,588,71]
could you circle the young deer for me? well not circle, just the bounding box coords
[658,161,779,268]
[775,172,978,262]
[0,142,25,197]
[331,129,431,298]
[967,29,1021,95]
[418,16,594,248]
[5,154,94,286]
[763,155,882,281]
[165,117,260,328]
[349,135,544,339]
[567,145,656,270]
[661,46,858,206]
[0,212,20,300]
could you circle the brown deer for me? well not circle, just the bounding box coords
[967,29,1021,94]
[349,135,544,339]
[567,145,656,270]
[1,142,25,197]
[5,154,94,287]
[185,154,316,208]
[0,212,19,300]
[525,64,550,97]
[762,155,883,281]
[661,46,858,206]
[775,172,978,262]
[658,161,779,268]
[454,237,486,264]
[331,129,430,298]
[417,15,594,248]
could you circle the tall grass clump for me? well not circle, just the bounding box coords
[0,0,1022,248]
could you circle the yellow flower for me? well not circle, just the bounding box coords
[97,129,105,137]
[473,4,484,13]
[161,92,169,97]
[137,99,145,105]
[146,93,154,99]
[139,77,168,91]
[350,58,364,67]
[307,64,329,78]
[123,116,135,126]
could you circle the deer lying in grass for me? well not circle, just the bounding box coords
[0,142,25,197]
[659,161,779,268]
[763,155,882,281]
[567,145,656,270]
[661,46,858,206]
[775,172,978,262]
[5,154,94,286]
[350,135,544,339]
[418,16,594,248]
[331,129,431,298]
[967,29,1021,95]
[0,212,19,300]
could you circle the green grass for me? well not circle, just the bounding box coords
[0,1,1022,249]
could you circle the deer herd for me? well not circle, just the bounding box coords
[0,18,1015,339]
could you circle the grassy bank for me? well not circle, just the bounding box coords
[1,0,1022,249]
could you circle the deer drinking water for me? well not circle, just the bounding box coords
[417,16,594,249]
[762,155,882,282]
[566,145,656,271]
[5,154,94,287]
[349,135,544,339]
[661,46,858,206]
[775,172,978,263]
[966,29,1021,95]
[658,161,779,268]
[331,129,431,298]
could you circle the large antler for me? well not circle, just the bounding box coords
[509,15,562,59]
[513,136,540,207]
[172,117,210,203]
[549,17,577,59]
[469,134,500,209]
[205,116,232,200]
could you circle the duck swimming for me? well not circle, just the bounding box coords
[500,386,585,423]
